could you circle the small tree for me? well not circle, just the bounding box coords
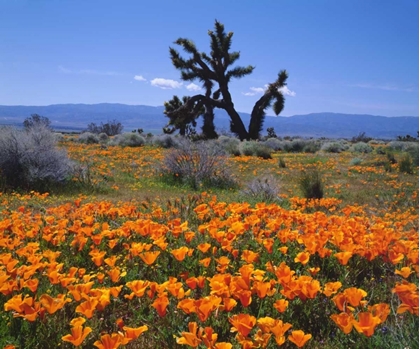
[169,20,289,140]
[23,114,52,130]
[85,120,123,136]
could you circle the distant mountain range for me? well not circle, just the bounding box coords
[0,103,418,139]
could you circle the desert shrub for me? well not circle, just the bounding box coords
[278,157,287,168]
[350,158,363,166]
[387,141,418,152]
[375,146,386,154]
[217,135,241,156]
[321,141,350,153]
[369,139,385,145]
[158,140,237,190]
[86,119,123,136]
[351,132,372,143]
[240,141,273,159]
[78,132,100,144]
[152,134,180,148]
[350,142,373,153]
[398,154,414,174]
[290,139,306,152]
[241,175,282,203]
[299,169,324,199]
[303,140,322,153]
[98,132,109,143]
[0,125,73,190]
[23,114,52,130]
[110,133,145,147]
[263,137,284,151]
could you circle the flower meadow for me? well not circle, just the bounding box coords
[0,140,418,348]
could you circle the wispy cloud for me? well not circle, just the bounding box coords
[186,83,201,91]
[58,65,120,76]
[279,86,296,97]
[150,78,183,89]
[134,75,147,81]
[348,83,415,92]
[242,85,296,97]
[242,86,265,96]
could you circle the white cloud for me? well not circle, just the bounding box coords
[186,83,201,91]
[279,86,296,97]
[150,78,183,89]
[242,86,265,96]
[134,75,147,81]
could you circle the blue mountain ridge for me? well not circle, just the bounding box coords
[0,103,418,139]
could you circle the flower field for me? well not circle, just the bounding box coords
[0,140,418,348]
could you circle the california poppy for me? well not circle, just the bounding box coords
[288,330,312,347]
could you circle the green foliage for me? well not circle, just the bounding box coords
[241,175,282,203]
[299,169,324,199]
[398,153,414,174]
[0,125,73,191]
[350,142,373,153]
[86,119,123,136]
[158,140,237,190]
[278,157,287,168]
[240,141,273,159]
[110,132,146,147]
[78,132,100,144]
[23,114,51,130]
[321,141,350,153]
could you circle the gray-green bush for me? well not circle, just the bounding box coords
[78,132,100,144]
[241,175,282,203]
[110,133,145,147]
[350,142,373,153]
[0,125,73,190]
[299,169,324,199]
[158,140,237,190]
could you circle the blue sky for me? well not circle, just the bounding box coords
[1,0,418,116]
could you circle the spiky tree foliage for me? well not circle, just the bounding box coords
[248,70,288,139]
[163,95,199,136]
[169,20,288,140]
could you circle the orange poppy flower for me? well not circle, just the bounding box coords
[195,296,222,322]
[197,243,212,253]
[201,326,218,348]
[214,344,232,349]
[222,297,237,312]
[241,250,259,263]
[294,252,310,265]
[368,303,390,323]
[323,281,342,297]
[39,294,71,314]
[152,295,169,317]
[171,246,190,261]
[395,267,412,279]
[288,330,312,347]
[334,251,353,265]
[343,287,367,307]
[199,257,212,268]
[273,299,289,313]
[330,312,354,334]
[62,323,92,347]
[121,325,148,344]
[125,280,150,299]
[352,312,381,337]
[139,251,160,265]
[229,313,256,337]
[93,333,123,349]
[75,298,99,319]
[176,322,202,347]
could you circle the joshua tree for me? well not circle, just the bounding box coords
[169,20,289,140]
[163,95,199,136]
